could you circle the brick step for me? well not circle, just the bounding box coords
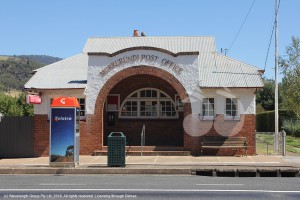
[93,146,190,156]
[93,150,191,156]
[101,146,185,151]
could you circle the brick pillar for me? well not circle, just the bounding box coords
[79,114,102,155]
[33,115,49,156]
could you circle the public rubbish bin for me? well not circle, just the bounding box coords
[107,132,126,167]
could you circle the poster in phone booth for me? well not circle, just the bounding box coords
[50,108,75,163]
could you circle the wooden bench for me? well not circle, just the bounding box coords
[201,136,247,156]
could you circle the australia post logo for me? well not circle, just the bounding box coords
[53,116,72,122]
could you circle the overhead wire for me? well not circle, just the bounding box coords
[227,0,256,53]
[263,0,281,71]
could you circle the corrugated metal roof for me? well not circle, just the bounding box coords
[24,37,264,90]
[24,53,88,89]
[199,53,264,87]
[83,36,216,54]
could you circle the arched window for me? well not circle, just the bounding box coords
[119,88,178,119]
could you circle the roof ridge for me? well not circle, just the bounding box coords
[87,36,215,39]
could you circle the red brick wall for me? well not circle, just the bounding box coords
[33,115,49,157]
[79,116,101,155]
[184,114,256,156]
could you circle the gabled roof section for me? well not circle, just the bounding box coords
[24,36,264,90]
[24,53,88,89]
[199,53,264,88]
[83,36,216,55]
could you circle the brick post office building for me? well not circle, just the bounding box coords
[25,33,264,156]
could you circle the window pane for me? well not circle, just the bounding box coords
[225,98,238,117]
[79,99,85,104]
[121,101,138,116]
[226,105,231,110]
[202,98,214,117]
[160,93,167,97]
[146,90,151,97]
[232,104,236,111]
[140,90,146,97]
[152,90,157,97]
[226,98,231,104]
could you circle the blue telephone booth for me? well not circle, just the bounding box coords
[49,97,80,167]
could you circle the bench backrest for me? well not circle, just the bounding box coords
[201,137,247,146]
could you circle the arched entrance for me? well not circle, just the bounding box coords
[104,75,183,147]
[92,66,191,151]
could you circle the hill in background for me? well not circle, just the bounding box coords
[19,55,62,65]
[0,55,62,92]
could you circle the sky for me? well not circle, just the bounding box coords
[1,0,299,80]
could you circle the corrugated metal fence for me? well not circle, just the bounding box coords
[0,116,34,158]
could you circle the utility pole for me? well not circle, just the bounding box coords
[274,0,279,153]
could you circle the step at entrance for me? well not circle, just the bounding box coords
[93,146,190,156]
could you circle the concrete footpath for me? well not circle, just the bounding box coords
[0,155,300,176]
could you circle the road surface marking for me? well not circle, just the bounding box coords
[39,184,87,186]
[196,184,244,186]
[0,189,300,193]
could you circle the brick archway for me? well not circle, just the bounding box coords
[84,66,192,153]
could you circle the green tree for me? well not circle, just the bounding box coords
[17,93,34,116]
[0,92,33,116]
[256,79,282,111]
[279,36,300,115]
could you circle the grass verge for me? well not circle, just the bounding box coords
[256,133,300,155]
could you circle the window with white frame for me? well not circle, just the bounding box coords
[225,98,238,118]
[120,100,138,117]
[202,98,214,118]
[119,88,177,118]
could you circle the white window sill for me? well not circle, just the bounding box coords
[224,117,240,121]
[200,116,215,121]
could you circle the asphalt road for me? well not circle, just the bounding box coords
[0,175,299,200]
